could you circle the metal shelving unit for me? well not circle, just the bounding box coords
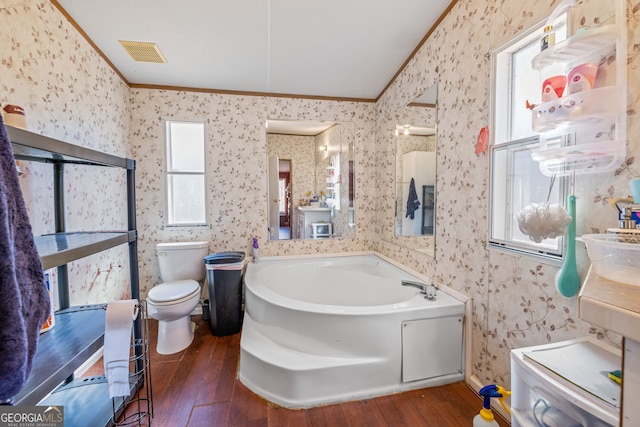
[8,125,143,426]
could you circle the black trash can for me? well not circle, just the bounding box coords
[204,251,246,336]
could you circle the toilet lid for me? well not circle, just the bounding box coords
[148,280,200,303]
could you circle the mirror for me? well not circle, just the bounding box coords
[266,120,355,240]
[382,84,438,255]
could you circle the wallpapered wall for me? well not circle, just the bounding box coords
[2,0,639,391]
[0,0,132,307]
[376,0,638,387]
[129,89,376,296]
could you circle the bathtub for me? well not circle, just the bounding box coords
[238,253,468,408]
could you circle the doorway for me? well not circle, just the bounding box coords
[278,159,292,240]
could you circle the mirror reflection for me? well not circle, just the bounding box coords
[381,84,437,256]
[266,120,355,240]
[395,124,436,236]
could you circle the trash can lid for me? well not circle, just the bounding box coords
[204,251,246,264]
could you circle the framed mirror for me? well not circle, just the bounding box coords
[381,84,438,256]
[395,123,436,237]
[266,119,355,240]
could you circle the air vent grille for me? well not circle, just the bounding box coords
[119,40,167,63]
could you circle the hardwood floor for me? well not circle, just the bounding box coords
[88,315,510,426]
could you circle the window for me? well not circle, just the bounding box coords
[332,154,341,211]
[489,17,568,259]
[165,120,206,226]
[491,135,568,257]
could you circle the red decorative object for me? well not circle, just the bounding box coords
[475,126,489,155]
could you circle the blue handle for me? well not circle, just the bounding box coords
[479,384,503,409]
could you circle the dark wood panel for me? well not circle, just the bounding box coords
[85,316,510,426]
[187,403,232,427]
[342,400,388,427]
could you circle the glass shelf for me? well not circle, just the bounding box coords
[532,25,617,70]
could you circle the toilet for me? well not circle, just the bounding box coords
[147,241,209,355]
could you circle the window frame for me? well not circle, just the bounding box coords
[488,15,570,262]
[164,119,208,227]
[489,135,570,260]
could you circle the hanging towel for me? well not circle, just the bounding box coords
[405,178,421,220]
[0,116,50,403]
[103,299,139,398]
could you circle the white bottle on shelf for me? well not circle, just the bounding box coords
[540,25,555,51]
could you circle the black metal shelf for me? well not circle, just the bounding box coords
[8,123,142,426]
[13,305,106,406]
[40,376,139,427]
[7,125,130,168]
[35,232,135,270]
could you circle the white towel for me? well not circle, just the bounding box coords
[103,299,139,398]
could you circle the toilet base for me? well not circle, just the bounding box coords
[156,316,196,355]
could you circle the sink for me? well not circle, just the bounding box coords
[581,233,640,286]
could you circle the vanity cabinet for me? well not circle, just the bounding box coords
[297,206,332,239]
[579,268,640,426]
[8,125,141,426]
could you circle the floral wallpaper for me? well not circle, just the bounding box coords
[2,0,638,400]
[376,0,634,389]
[129,90,376,298]
[0,0,132,307]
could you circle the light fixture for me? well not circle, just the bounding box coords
[396,124,412,136]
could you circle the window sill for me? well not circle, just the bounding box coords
[488,242,563,268]
[164,223,210,229]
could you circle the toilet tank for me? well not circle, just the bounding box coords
[156,241,209,282]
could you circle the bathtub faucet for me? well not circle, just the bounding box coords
[401,280,438,301]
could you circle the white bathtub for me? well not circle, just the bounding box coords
[238,253,467,408]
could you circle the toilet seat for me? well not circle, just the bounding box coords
[148,279,200,306]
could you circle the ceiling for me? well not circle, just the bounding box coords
[54,0,453,101]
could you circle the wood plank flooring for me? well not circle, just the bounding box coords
[88,315,510,426]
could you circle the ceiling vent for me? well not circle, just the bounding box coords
[119,40,167,63]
